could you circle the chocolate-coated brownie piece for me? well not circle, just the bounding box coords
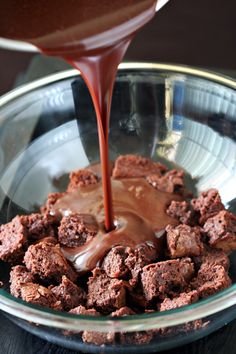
[191,189,224,224]
[67,169,99,192]
[58,213,98,247]
[0,216,27,263]
[112,155,167,179]
[191,263,231,298]
[24,241,77,282]
[147,170,184,194]
[141,258,195,301]
[20,282,62,310]
[10,265,36,298]
[193,247,229,270]
[20,213,56,241]
[166,200,195,225]
[51,276,86,311]
[203,210,236,251]
[159,290,199,311]
[166,224,204,258]
[87,268,127,313]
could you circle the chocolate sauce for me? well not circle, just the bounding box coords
[51,178,181,271]
[0,0,157,231]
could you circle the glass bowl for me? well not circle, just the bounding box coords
[0,63,236,353]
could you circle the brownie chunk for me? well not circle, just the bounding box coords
[147,170,184,194]
[58,213,98,247]
[141,258,195,301]
[24,241,77,282]
[82,328,115,345]
[51,276,86,311]
[166,200,195,225]
[125,244,158,284]
[67,169,99,192]
[20,213,56,241]
[111,307,154,345]
[102,246,129,279]
[102,245,157,283]
[203,210,236,251]
[191,189,224,224]
[70,305,100,316]
[112,155,167,179]
[20,282,62,310]
[10,265,36,298]
[191,263,231,298]
[159,291,199,311]
[166,224,204,258]
[69,305,115,345]
[193,247,229,270]
[0,216,27,263]
[87,268,127,313]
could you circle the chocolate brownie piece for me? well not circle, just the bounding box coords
[10,265,36,297]
[70,305,100,316]
[159,290,199,311]
[191,263,231,298]
[67,169,99,192]
[203,210,236,251]
[20,213,56,241]
[20,282,62,310]
[51,276,86,311]
[69,306,115,345]
[166,200,195,225]
[102,244,157,283]
[112,155,167,179]
[166,224,204,258]
[141,258,195,301]
[24,241,77,282]
[87,268,127,313]
[111,307,154,345]
[191,189,224,224]
[58,213,98,247]
[147,170,184,194]
[102,246,129,279]
[125,244,158,285]
[0,216,27,263]
[193,247,229,270]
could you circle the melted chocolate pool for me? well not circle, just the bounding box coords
[51,177,180,271]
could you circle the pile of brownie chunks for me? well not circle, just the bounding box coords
[0,155,235,345]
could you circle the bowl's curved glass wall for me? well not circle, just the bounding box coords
[0,64,236,353]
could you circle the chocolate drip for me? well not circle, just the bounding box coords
[0,0,157,230]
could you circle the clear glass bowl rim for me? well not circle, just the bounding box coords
[0,62,236,333]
